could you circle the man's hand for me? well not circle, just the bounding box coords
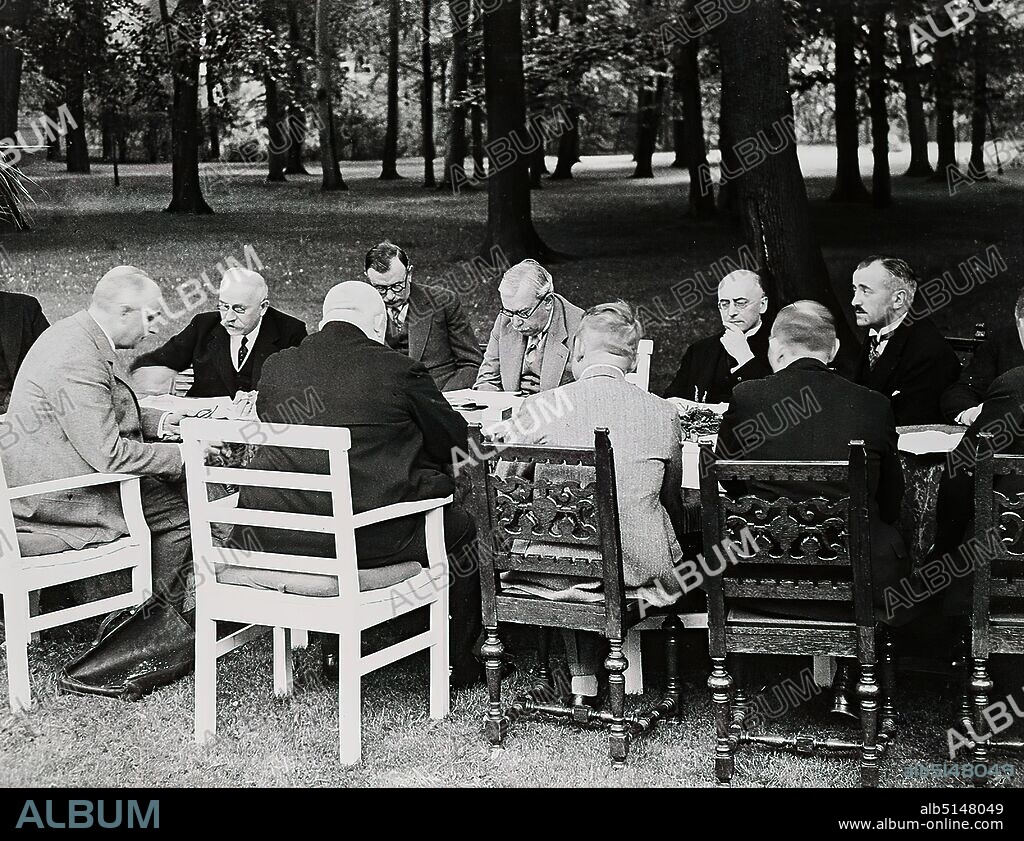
[955,404,983,427]
[161,412,184,441]
[203,440,228,460]
[720,323,755,368]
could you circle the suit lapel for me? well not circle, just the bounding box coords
[540,297,570,390]
[208,324,237,390]
[406,284,431,362]
[0,295,17,379]
[500,322,526,390]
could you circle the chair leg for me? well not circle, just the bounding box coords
[624,627,644,696]
[194,615,217,744]
[856,662,880,788]
[338,633,362,765]
[605,637,630,769]
[27,590,40,644]
[709,656,734,785]
[880,630,897,736]
[273,627,294,698]
[536,627,552,687]
[970,657,994,788]
[428,590,449,720]
[5,592,31,713]
[482,626,507,745]
[662,615,683,721]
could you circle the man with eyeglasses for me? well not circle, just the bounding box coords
[130,267,307,399]
[475,259,584,394]
[664,269,772,404]
[363,241,482,390]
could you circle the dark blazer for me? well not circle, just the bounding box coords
[715,357,908,606]
[854,316,961,427]
[130,306,307,397]
[663,322,771,404]
[0,291,49,410]
[940,325,1024,423]
[230,321,468,566]
[932,367,1024,615]
[405,282,483,391]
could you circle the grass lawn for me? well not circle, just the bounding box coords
[2,146,1024,787]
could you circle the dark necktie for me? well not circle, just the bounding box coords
[867,334,881,370]
[238,335,248,369]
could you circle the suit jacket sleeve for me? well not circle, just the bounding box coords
[890,340,961,426]
[443,298,484,391]
[47,356,183,479]
[659,412,690,540]
[877,403,904,525]
[713,394,748,498]
[940,338,998,422]
[663,346,696,400]
[405,362,469,467]
[284,318,308,349]
[473,317,503,391]
[130,316,203,374]
[28,297,49,345]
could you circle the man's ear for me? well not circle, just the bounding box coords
[758,296,768,315]
[829,338,840,364]
[259,299,270,315]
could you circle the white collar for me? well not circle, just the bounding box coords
[869,311,908,340]
[745,319,762,338]
[578,363,626,380]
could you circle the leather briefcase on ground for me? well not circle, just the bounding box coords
[57,598,195,701]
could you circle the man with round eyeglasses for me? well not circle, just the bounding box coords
[664,269,772,404]
[475,259,584,395]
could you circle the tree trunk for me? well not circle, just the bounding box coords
[678,33,714,218]
[44,99,62,160]
[101,109,115,162]
[285,0,308,174]
[930,3,959,181]
[867,0,890,208]
[65,72,90,173]
[529,144,544,189]
[440,0,469,188]
[0,43,21,144]
[719,0,855,356]
[164,0,212,212]
[470,1,486,183]
[315,0,346,190]
[968,13,988,179]
[550,104,580,179]
[480,0,549,259]
[671,118,686,168]
[717,98,740,223]
[421,0,436,186]
[380,0,401,179]
[206,71,220,160]
[265,74,287,182]
[829,0,870,202]
[632,71,663,178]
[896,0,931,176]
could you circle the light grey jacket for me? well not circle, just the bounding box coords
[2,310,182,549]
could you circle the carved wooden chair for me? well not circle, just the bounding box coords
[698,441,895,787]
[958,432,1024,782]
[466,425,682,768]
[947,322,987,366]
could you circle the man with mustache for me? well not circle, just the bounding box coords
[663,270,772,404]
[852,256,960,426]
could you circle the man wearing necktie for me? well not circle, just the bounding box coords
[475,260,584,394]
[363,241,482,390]
[852,256,960,426]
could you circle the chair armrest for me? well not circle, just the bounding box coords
[351,496,453,529]
[7,472,140,500]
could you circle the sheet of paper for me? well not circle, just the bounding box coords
[897,429,964,455]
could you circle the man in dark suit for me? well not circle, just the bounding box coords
[852,256,960,426]
[941,289,1024,426]
[130,268,307,398]
[716,303,909,611]
[0,291,49,412]
[363,241,482,391]
[663,270,772,404]
[475,260,584,394]
[220,281,483,686]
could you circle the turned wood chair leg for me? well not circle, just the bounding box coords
[856,662,880,788]
[662,615,683,722]
[482,626,507,746]
[709,656,734,785]
[536,626,552,687]
[606,638,629,768]
[970,657,994,787]
[880,630,897,736]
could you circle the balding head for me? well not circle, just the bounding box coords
[218,268,269,336]
[767,303,838,372]
[88,266,163,349]
[320,281,387,342]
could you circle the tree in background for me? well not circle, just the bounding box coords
[866,0,891,207]
[380,0,402,178]
[896,0,932,176]
[421,0,436,186]
[829,0,871,202]
[316,0,346,190]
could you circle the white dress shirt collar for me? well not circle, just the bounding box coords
[95,320,117,353]
[868,311,908,340]
[230,318,263,371]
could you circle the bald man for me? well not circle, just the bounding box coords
[2,267,214,610]
[130,267,307,398]
[664,270,773,404]
[222,282,485,687]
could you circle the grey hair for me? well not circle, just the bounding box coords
[499,259,554,299]
[857,255,918,303]
[578,300,643,370]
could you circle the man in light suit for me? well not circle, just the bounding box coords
[130,268,307,398]
[474,260,584,394]
[363,241,483,391]
[0,291,49,413]
[3,267,216,610]
[502,300,688,701]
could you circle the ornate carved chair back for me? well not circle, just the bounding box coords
[947,322,987,367]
